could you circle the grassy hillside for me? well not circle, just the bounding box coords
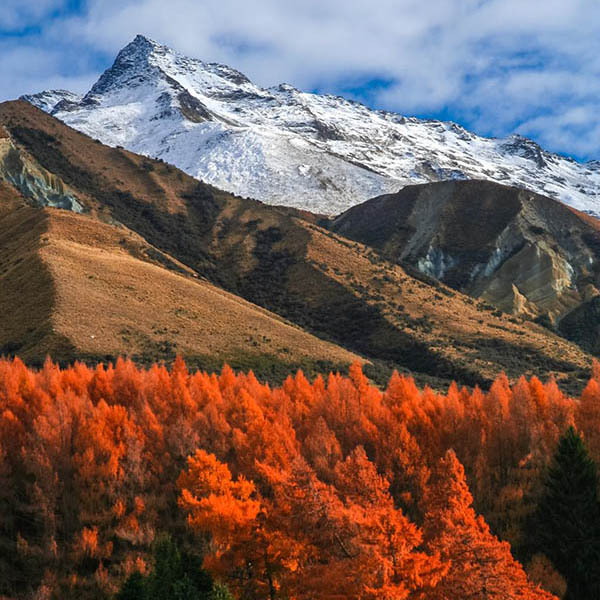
[0,101,594,390]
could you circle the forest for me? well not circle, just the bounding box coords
[1,357,600,599]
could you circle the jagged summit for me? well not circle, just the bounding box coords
[86,35,160,97]
[21,89,82,113]
[131,33,160,47]
[121,33,161,55]
[21,35,600,215]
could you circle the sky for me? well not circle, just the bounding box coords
[1,0,599,161]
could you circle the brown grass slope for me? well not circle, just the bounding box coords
[47,209,361,373]
[0,101,594,390]
[1,194,360,377]
[0,181,75,359]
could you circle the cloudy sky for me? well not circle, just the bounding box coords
[1,0,599,160]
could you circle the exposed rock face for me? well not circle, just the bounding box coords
[20,90,82,114]
[473,242,580,318]
[331,180,600,324]
[0,135,84,212]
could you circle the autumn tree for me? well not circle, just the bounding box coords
[526,554,567,600]
[177,450,266,596]
[423,450,555,599]
[576,377,600,461]
[333,447,446,599]
[0,356,596,598]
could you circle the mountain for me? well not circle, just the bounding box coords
[0,111,360,378]
[0,100,593,391]
[331,179,600,325]
[23,34,600,216]
[21,89,82,114]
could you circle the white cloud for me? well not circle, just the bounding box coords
[519,107,600,158]
[1,0,599,159]
[0,0,65,29]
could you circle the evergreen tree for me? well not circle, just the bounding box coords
[531,426,600,599]
[210,584,234,600]
[147,535,184,599]
[180,551,214,595]
[116,572,147,600]
[115,535,223,600]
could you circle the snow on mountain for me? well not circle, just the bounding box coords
[21,90,82,114]
[22,35,600,216]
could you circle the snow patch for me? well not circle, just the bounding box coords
[417,247,457,280]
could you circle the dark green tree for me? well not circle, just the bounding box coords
[147,535,184,599]
[117,571,147,600]
[531,426,600,599]
[180,550,214,595]
[115,535,221,600]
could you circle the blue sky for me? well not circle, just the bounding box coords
[1,0,599,161]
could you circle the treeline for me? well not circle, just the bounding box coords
[1,357,600,599]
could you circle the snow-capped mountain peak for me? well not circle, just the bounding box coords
[20,35,600,216]
[85,34,161,97]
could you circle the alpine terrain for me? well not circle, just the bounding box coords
[4,20,600,600]
[23,35,600,216]
[0,100,593,391]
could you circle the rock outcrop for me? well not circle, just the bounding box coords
[331,179,600,325]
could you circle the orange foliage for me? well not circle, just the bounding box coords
[178,449,261,583]
[78,527,99,558]
[423,450,554,599]
[2,356,595,598]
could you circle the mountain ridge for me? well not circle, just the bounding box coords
[22,34,600,216]
[1,99,593,391]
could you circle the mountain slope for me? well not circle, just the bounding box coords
[0,119,360,376]
[0,100,594,391]
[1,201,361,375]
[0,181,68,358]
[330,180,600,349]
[23,35,600,216]
[44,209,362,372]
